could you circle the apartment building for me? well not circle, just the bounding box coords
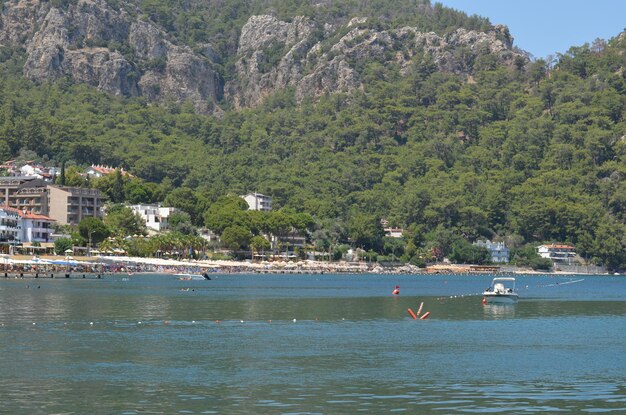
[48,186,105,225]
[0,177,49,215]
[0,177,105,226]
[129,204,176,232]
[242,193,272,211]
[0,206,20,243]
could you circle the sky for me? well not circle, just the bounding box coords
[437,0,626,59]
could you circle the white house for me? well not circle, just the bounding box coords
[129,204,176,232]
[384,227,404,238]
[0,206,20,243]
[0,206,55,244]
[242,193,272,211]
[537,244,576,264]
[86,165,131,178]
[474,240,510,263]
[18,210,55,243]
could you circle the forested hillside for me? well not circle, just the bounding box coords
[0,0,625,270]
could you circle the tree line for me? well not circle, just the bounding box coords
[1,11,625,270]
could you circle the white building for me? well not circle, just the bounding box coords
[384,227,404,238]
[19,210,55,243]
[537,244,576,264]
[0,206,20,243]
[85,165,131,178]
[242,193,272,211]
[474,240,510,263]
[0,206,55,244]
[129,204,176,232]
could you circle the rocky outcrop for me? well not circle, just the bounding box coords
[225,14,317,108]
[0,1,527,113]
[0,0,219,113]
[227,15,527,107]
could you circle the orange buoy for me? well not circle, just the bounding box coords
[407,308,417,319]
[420,311,430,320]
[482,297,486,305]
[392,285,400,295]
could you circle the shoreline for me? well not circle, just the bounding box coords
[0,254,617,277]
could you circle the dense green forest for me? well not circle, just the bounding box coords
[0,1,625,270]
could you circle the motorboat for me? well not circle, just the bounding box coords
[175,273,211,280]
[482,277,518,304]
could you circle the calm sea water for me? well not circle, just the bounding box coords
[1,273,625,414]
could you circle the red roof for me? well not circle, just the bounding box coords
[0,205,53,220]
[0,205,20,214]
[543,244,575,250]
[20,211,53,221]
[88,165,132,176]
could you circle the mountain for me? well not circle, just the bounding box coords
[0,0,625,270]
[0,0,523,113]
[225,14,523,108]
[1,0,221,113]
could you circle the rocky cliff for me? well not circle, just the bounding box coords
[0,1,527,113]
[226,15,526,108]
[0,0,220,113]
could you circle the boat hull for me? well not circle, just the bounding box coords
[483,293,518,304]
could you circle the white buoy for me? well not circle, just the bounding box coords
[192,320,196,324]
[138,321,142,325]
[240,320,244,323]
[90,322,94,326]
[293,318,296,323]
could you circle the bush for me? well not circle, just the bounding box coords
[54,237,73,255]
[529,257,553,271]
[409,255,427,268]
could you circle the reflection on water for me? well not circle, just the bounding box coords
[1,273,626,414]
[482,303,517,319]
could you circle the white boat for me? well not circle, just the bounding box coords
[175,273,211,280]
[482,277,518,304]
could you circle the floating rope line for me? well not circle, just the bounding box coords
[540,278,585,288]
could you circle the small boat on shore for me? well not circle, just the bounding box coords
[483,277,518,304]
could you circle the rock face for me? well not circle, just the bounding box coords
[226,15,527,108]
[0,1,527,113]
[0,0,219,113]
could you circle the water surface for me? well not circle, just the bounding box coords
[1,273,625,414]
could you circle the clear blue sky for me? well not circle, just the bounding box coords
[437,0,626,59]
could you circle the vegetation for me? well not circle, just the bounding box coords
[0,1,625,270]
[135,0,490,75]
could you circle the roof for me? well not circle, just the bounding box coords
[87,165,132,176]
[19,211,54,221]
[243,192,270,198]
[0,205,20,214]
[0,205,53,220]
[540,244,575,250]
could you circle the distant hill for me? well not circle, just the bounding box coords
[0,0,624,269]
[0,0,520,112]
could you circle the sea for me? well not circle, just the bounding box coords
[1,273,625,414]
